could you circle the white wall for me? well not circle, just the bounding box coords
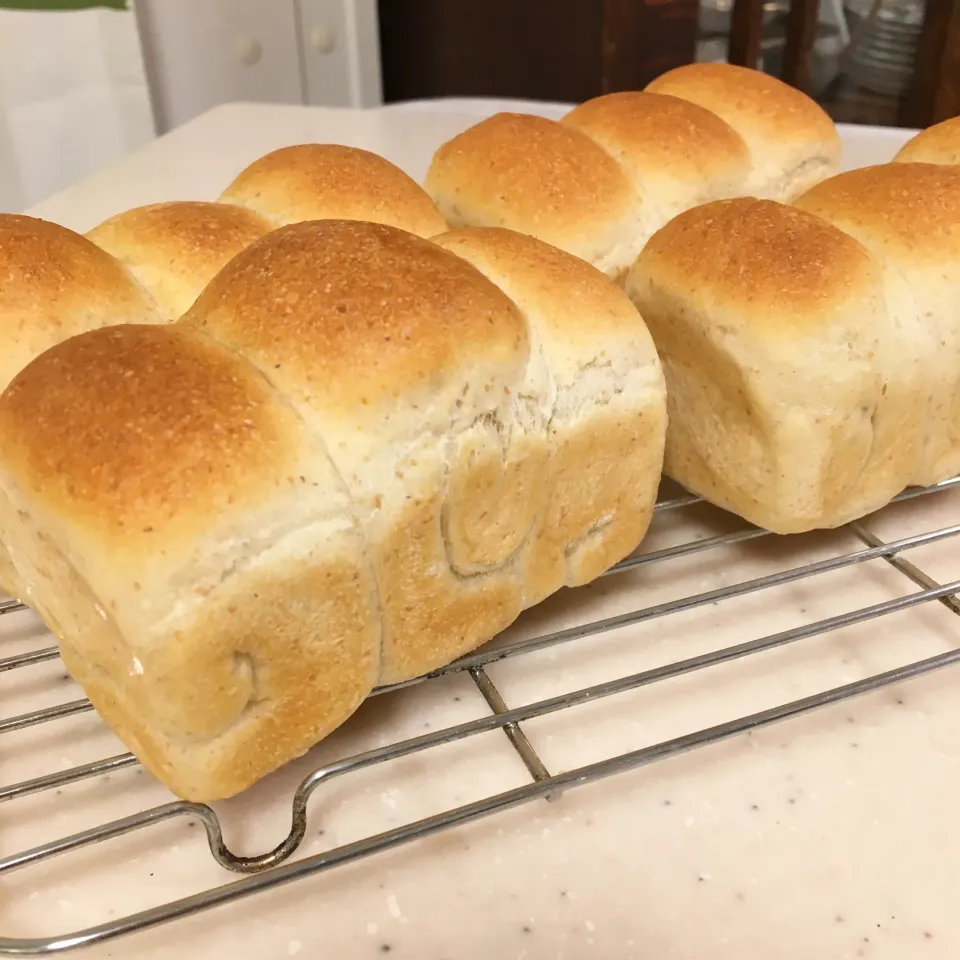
[0,5,154,212]
[0,0,383,213]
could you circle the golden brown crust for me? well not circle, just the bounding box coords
[424,112,640,268]
[645,63,840,199]
[219,143,447,237]
[0,324,299,553]
[433,226,645,351]
[86,201,274,321]
[0,214,160,391]
[638,198,878,330]
[181,219,527,418]
[561,91,750,193]
[893,116,960,166]
[646,62,837,145]
[793,163,960,262]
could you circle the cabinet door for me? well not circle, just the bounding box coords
[295,0,383,106]
[377,0,698,105]
[135,0,304,133]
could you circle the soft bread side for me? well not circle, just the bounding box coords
[623,198,930,534]
[645,62,841,201]
[0,324,381,801]
[86,201,274,321]
[220,143,447,237]
[793,163,960,486]
[432,227,666,603]
[892,116,960,166]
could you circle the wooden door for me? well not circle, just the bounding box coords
[377,0,700,104]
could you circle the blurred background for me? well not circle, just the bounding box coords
[0,0,956,212]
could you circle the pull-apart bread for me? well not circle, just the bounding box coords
[84,144,447,320]
[0,219,665,801]
[644,62,841,202]
[624,197,933,534]
[892,116,960,166]
[424,64,840,277]
[793,163,960,486]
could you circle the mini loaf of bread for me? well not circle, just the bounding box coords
[85,201,274,321]
[793,163,960,486]
[892,116,960,166]
[424,64,840,277]
[425,112,645,277]
[645,63,842,201]
[219,143,448,236]
[0,219,665,800]
[623,197,931,534]
[0,214,162,598]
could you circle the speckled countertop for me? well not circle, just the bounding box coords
[4,104,954,960]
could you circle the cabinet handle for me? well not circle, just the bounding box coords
[236,36,263,67]
[309,23,338,55]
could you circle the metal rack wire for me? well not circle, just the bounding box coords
[3,478,960,956]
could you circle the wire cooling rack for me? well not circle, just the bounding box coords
[3,478,960,956]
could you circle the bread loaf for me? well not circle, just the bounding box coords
[892,116,960,166]
[424,64,840,276]
[0,219,665,800]
[793,163,960,486]
[0,214,162,598]
[623,197,932,534]
[644,63,842,201]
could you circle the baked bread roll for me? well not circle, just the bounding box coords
[892,116,960,166]
[0,219,665,800]
[424,112,644,278]
[0,214,162,599]
[0,214,161,391]
[0,323,381,801]
[560,91,751,224]
[793,163,960,486]
[623,198,931,534]
[645,62,842,201]
[424,68,840,276]
[86,201,274,321]
[219,143,447,237]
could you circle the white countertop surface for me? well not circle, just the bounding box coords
[5,101,958,960]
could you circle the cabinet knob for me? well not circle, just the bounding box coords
[309,23,337,55]
[236,36,263,66]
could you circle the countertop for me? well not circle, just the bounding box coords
[5,101,959,960]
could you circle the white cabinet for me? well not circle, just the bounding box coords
[296,0,383,109]
[134,0,383,134]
